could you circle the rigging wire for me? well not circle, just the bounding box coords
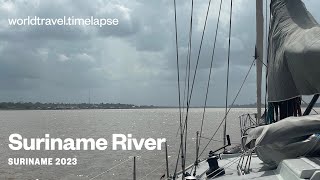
[301,98,319,114]
[198,58,256,158]
[172,0,194,176]
[173,143,181,178]
[264,0,270,118]
[181,6,193,128]
[197,0,223,165]
[178,0,215,172]
[172,0,186,177]
[181,40,191,125]
[223,0,233,148]
[183,0,194,169]
[256,56,268,67]
[199,135,240,144]
[182,0,214,136]
[173,0,214,175]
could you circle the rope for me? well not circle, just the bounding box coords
[139,162,166,180]
[256,56,268,67]
[303,134,320,156]
[89,149,153,179]
[209,157,241,179]
[89,156,134,180]
[139,157,178,180]
[206,149,256,179]
[223,0,233,147]
[206,153,244,179]
[198,58,256,158]
[176,153,242,179]
[199,136,226,143]
[200,135,241,145]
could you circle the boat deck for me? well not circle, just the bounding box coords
[177,154,320,180]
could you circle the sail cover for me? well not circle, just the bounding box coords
[268,0,320,102]
[245,115,320,167]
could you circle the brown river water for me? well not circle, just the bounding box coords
[0,108,259,179]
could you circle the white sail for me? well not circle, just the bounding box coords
[268,0,320,102]
[256,0,264,121]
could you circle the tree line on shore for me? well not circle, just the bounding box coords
[0,102,156,110]
[0,102,318,110]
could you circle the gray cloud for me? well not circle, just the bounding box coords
[0,0,319,106]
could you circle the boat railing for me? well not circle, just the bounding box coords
[239,113,263,136]
[239,113,265,150]
[237,113,264,175]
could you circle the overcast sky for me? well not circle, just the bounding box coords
[0,0,319,106]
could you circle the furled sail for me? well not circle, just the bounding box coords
[245,115,320,167]
[268,0,320,102]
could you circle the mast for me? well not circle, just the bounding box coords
[256,0,264,124]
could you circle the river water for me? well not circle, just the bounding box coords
[0,108,258,179]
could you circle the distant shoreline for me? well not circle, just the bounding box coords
[0,102,316,110]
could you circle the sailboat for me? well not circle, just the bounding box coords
[168,0,320,179]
